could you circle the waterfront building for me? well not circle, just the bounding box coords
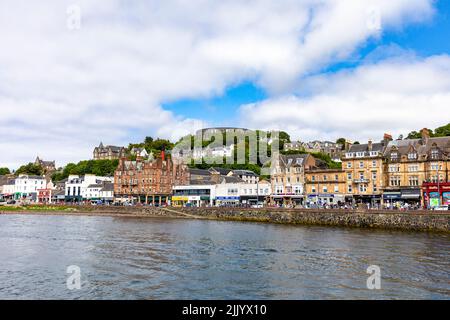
[114,154,189,205]
[269,153,317,206]
[304,169,347,205]
[342,136,390,207]
[65,174,113,202]
[99,181,115,204]
[172,182,216,207]
[2,174,47,202]
[422,182,450,207]
[93,142,126,160]
[172,167,268,207]
[37,181,56,204]
[383,129,450,208]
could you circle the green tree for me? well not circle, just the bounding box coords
[0,167,10,175]
[16,163,43,176]
[433,123,450,137]
[336,138,346,150]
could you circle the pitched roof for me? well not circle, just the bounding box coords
[209,167,233,175]
[383,136,450,156]
[348,142,384,153]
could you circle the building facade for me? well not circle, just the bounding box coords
[342,136,390,207]
[93,142,126,160]
[65,174,113,202]
[383,129,450,208]
[114,154,189,205]
[304,169,347,206]
[270,153,317,206]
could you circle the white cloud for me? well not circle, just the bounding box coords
[240,55,450,142]
[0,0,435,168]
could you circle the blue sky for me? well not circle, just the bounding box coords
[164,0,450,128]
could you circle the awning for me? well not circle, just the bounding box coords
[383,192,401,200]
[401,189,421,199]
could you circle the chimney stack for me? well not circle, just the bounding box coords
[368,139,373,151]
[211,171,220,184]
[382,133,393,146]
[420,128,430,145]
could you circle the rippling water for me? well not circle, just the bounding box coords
[0,214,449,299]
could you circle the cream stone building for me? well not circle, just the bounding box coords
[304,168,347,205]
[383,129,450,207]
[270,153,317,206]
[342,135,391,207]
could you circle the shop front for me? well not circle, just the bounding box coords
[216,196,240,206]
[307,194,345,206]
[271,194,304,207]
[354,194,382,208]
[400,188,421,207]
[422,182,450,208]
[240,195,267,206]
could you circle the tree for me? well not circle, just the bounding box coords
[336,138,346,150]
[434,123,450,137]
[0,167,10,175]
[52,160,119,182]
[353,141,360,145]
[16,163,43,176]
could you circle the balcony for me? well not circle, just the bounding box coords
[353,179,369,184]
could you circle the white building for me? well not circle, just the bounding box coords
[65,174,113,202]
[3,175,47,202]
[172,178,271,207]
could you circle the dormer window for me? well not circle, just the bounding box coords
[408,152,417,160]
[431,149,439,160]
[390,152,398,161]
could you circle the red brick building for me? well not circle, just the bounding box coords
[114,154,189,205]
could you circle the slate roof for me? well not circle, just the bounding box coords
[383,136,450,157]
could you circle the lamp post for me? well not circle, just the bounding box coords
[437,165,441,206]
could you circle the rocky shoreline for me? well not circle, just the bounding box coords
[1,206,449,233]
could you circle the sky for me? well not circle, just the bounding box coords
[1,0,450,169]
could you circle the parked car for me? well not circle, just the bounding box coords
[7,200,16,205]
[432,205,450,211]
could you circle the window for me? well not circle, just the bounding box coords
[408,152,417,160]
[334,185,339,193]
[323,186,328,193]
[359,184,367,192]
[372,172,377,180]
[311,186,316,193]
[431,149,439,160]
[347,185,352,193]
[408,176,419,186]
[359,172,365,180]
[335,175,339,181]
[311,176,316,182]
[373,184,377,192]
[372,160,377,167]
[347,173,352,180]
[391,152,399,161]
[408,165,419,172]
[389,165,399,173]
[323,175,328,181]
[346,162,352,168]
[390,176,401,187]
[359,161,364,168]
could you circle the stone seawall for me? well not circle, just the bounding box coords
[2,206,449,232]
[172,207,450,232]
